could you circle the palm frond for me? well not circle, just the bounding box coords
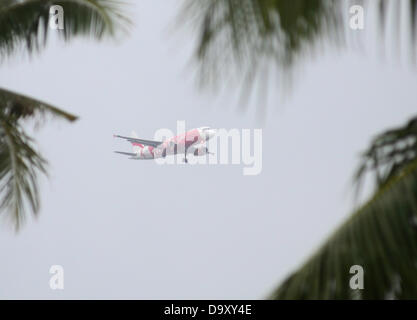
[0,88,77,230]
[0,87,78,122]
[0,0,130,58]
[183,0,341,88]
[0,119,46,230]
[184,0,417,94]
[355,115,417,196]
[271,147,417,299]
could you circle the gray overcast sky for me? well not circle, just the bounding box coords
[0,1,416,299]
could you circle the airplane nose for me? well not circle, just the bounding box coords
[206,129,216,140]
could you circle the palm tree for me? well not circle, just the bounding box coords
[0,0,129,230]
[185,0,417,299]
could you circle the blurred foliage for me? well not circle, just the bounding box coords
[185,0,417,90]
[0,0,129,230]
[0,0,130,57]
[271,116,417,299]
[0,88,77,229]
[355,116,417,194]
[183,0,341,88]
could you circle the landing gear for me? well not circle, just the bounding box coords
[183,148,188,163]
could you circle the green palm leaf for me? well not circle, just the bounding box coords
[355,116,417,193]
[0,88,77,230]
[0,87,78,122]
[271,117,417,299]
[0,0,130,57]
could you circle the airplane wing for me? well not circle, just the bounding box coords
[114,134,163,148]
[114,151,137,156]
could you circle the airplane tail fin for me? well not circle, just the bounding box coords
[131,130,143,153]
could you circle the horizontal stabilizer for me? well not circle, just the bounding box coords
[114,151,137,156]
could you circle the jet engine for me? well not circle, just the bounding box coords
[193,146,209,156]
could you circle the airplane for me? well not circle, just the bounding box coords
[114,126,216,163]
